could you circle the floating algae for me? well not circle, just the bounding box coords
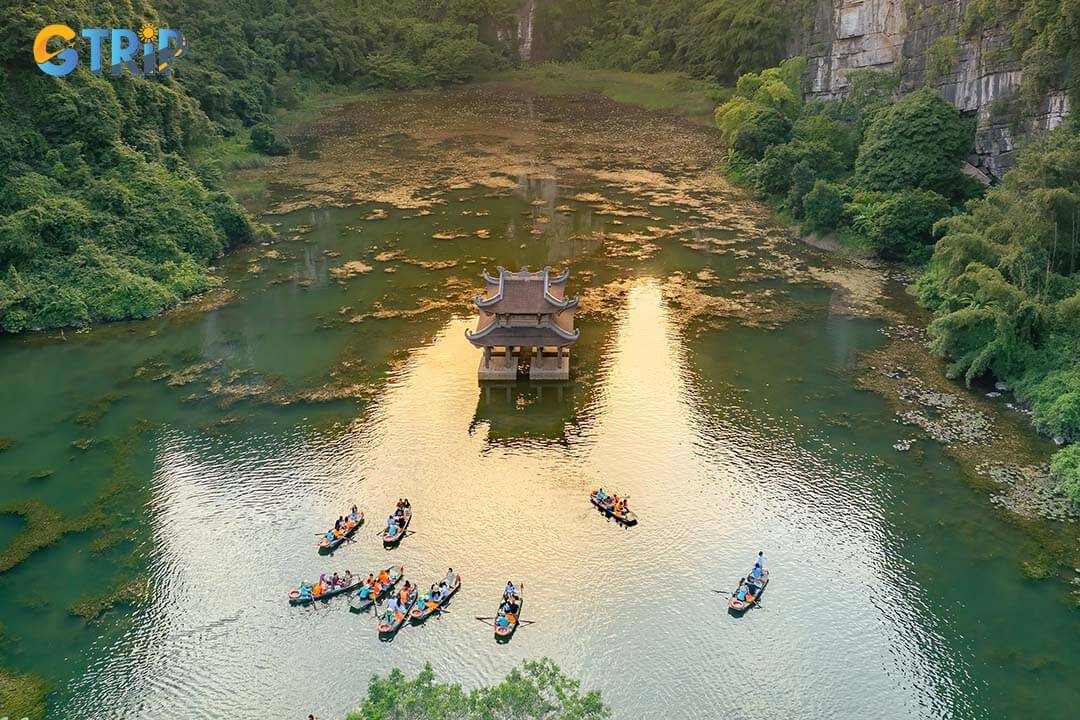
[328,261,374,279]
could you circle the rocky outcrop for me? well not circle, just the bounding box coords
[805,0,1070,179]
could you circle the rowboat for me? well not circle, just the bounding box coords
[728,569,769,613]
[589,491,637,526]
[382,508,412,548]
[287,572,362,605]
[494,583,523,641]
[378,584,418,637]
[348,564,405,613]
[318,511,364,554]
[410,575,462,623]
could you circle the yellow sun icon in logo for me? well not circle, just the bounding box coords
[138,23,157,43]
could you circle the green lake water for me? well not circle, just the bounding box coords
[0,85,1077,719]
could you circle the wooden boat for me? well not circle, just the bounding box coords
[378,584,418,637]
[348,564,405,613]
[317,510,364,554]
[382,507,412,548]
[589,490,638,526]
[728,569,769,613]
[410,575,462,623]
[287,572,362,605]
[494,583,523,641]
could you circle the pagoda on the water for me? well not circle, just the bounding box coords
[465,266,579,381]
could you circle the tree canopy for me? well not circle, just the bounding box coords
[348,659,610,720]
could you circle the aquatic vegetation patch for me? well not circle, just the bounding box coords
[0,666,48,720]
[69,576,151,622]
[982,464,1078,524]
[856,296,1080,574]
[662,271,799,332]
[74,392,128,427]
[0,501,67,574]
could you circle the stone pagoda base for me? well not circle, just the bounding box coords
[529,348,570,381]
[478,349,518,381]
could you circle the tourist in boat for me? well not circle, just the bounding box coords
[331,572,342,587]
[403,498,411,511]
[438,579,449,597]
[324,529,335,542]
[386,515,399,535]
[299,581,313,600]
[398,581,412,606]
[594,488,606,502]
[502,599,518,624]
[750,562,764,582]
[377,568,391,587]
[385,595,399,621]
[504,580,517,599]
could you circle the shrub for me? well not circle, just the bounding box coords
[250,123,290,156]
[731,105,792,159]
[802,180,845,232]
[753,140,846,197]
[854,88,973,198]
[1051,445,1080,504]
[793,112,858,165]
[854,188,951,261]
[786,160,817,217]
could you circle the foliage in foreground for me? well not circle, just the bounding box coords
[348,659,609,720]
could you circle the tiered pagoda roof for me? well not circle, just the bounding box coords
[465,266,580,347]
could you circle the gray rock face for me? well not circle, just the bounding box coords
[805,0,1070,180]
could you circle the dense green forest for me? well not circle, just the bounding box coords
[532,0,814,83]
[0,0,519,333]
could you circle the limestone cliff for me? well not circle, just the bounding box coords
[805,0,1071,179]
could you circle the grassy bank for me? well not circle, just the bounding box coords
[488,63,731,124]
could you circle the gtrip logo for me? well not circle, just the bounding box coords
[33,23,188,77]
